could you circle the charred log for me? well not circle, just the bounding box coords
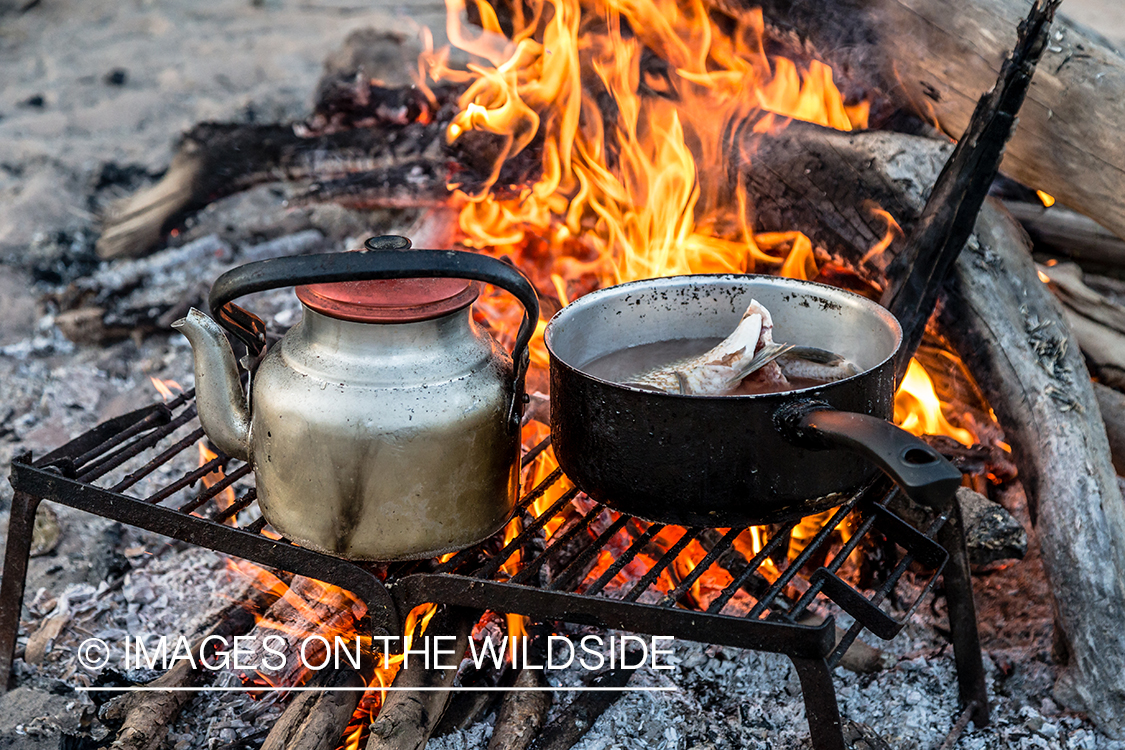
[881,0,1059,374]
[365,606,478,750]
[260,667,367,750]
[731,0,1125,244]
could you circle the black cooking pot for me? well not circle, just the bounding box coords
[545,274,962,527]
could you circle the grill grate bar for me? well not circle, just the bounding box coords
[111,427,206,494]
[72,406,173,469]
[706,522,797,615]
[475,489,580,580]
[177,463,254,514]
[622,527,702,603]
[431,468,566,576]
[746,496,860,620]
[583,521,666,596]
[657,525,743,608]
[548,514,630,592]
[509,502,606,585]
[144,455,227,505]
[827,511,949,668]
[77,405,199,483]
[215,488,258,523]
[243,517,269,535]
[787,501,886,622]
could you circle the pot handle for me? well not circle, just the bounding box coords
[207,236,540,428]
[776,400,963,509]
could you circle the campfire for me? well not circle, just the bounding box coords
[5,0,1125,748]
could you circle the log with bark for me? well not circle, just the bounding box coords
[260,667,367,750]
[739,122,1125,735]
[100,590,273,750]
[365,606,478,750]
[734,0,1125,244]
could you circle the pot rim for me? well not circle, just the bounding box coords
[543,273,903,400]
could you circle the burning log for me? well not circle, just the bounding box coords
[525,653,641,750]
[365,606,477,750]
[1003,201,1125,271]
[260,667,367,750]
[100,594,265,750]
[740,0,1125,244]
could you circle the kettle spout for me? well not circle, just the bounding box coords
[172,308,252,462]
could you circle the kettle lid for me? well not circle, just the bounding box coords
[295,277,480,323]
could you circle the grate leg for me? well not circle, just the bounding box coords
[938,497,990,726]
[0,491,42,692]
[790,657,846,750]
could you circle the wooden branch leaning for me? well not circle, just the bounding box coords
[738,126,1125,737]
[881,0,1059,375]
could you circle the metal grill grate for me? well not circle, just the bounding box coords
[2,391,986,750]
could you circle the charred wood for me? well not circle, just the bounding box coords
[365,606,478,750]
[735,0,1125,244]
[259,667,367,750]
[488,622,552,750]
[101,593,268,750]
[887,487,1028,566]
[525,654,640,750]
[880,0,1059,375]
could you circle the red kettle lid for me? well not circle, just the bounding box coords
[295,276,479,323]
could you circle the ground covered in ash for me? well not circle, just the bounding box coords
[3,0,1125,749]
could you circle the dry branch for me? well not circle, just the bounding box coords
[881,0,1059,371]
[260,667,367,750]
[365,606,478,750]
[1004,202,1125,271]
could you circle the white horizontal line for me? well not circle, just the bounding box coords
[79,686,676,693]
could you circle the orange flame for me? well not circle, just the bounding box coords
[420,0,866,330]
[197,442,237,521]
[894,358,975,446]
[149,377,183,401]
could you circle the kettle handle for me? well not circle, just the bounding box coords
[208,236,541,427]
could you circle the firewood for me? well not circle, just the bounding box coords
[96,117,451,260]
[487,622,552,750]
[880,0,1059,373]
[1038,261,1125,390]
[101,594,264,750]
[939,202,1125,736]
[365,606,478,750]
[526,654,640,750]
[887,487,1028,566]
[487,668,552,750]
[1003,201,1125,271]
[737,122,1125,734]
[236,575,366,689]
[1093,382,1125,477]
[735,0,1125,245]
[259,667,367,750]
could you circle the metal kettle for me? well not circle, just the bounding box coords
[172,236,539,560]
